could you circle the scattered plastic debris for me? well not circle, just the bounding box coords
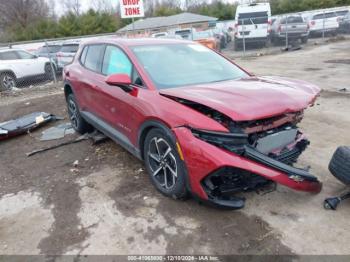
[73,160,79,167]
[26,131,108,157]
[40,123,75,141]
[26,134,90,157]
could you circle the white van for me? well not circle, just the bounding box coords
[304,11,339,36]
[234,2,271,50]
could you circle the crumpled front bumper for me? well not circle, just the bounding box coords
[173,126,322,208]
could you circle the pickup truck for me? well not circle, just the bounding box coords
[270,15,310,45]
[305,11,339,37]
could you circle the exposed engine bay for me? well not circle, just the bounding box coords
[169,96,308,163]
[168,96,314,208]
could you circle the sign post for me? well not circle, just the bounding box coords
[120,0,145,36]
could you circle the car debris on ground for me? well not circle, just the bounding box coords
[40,123,75,141]
[0,112,62,141]
[26,130,108,157]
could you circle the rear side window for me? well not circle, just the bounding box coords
[0,51,18,60]
[84,45,105,72]
[336,10,348,16]
[80,46,88,65]
[102,45,132,76]
[238,12,268,25]
[313,12,336,19]
[281,16,304,24]
[61,44,79,53]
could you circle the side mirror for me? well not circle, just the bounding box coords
[105,74,133,92]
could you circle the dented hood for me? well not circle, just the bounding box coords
[160,76,320,121]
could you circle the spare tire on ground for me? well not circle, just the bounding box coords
[329,146,350,185]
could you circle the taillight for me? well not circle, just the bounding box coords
[268,20,272,25]
[278,25,282,32]
[307,24,310,30]
[56,52,62,58]
[310,20,315,26]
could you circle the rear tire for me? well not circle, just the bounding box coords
[329,146,350,185]
[143,128,188,200]
[0,72,16,91]
[45,63,55,80]
[67,93,92,134]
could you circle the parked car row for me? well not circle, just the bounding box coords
[233,2,350,50]
[151,27,232,52]
[0,41,80,91]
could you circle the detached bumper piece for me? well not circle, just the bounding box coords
[201,167,272,209]
[244,145,319,183]
[0,112,59,141]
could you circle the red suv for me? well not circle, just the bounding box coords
[63,37,322,209]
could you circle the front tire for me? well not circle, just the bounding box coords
[67,93,92,134]
[144,128,188,200]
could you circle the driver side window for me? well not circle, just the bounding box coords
[102,45,143,86]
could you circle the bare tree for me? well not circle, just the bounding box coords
[63,0,81,16]
[0,0,50,29]
[162,0,182,9]
[91,0,114,13]
[185,0,206,11]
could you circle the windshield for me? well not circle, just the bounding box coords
[280,16,304,24]
[238,11,269,25]
[193,31,213,40]
[131,44,248,89]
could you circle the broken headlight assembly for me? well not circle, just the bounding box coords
[190,128,248,154]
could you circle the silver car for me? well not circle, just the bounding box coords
[56,43,79,70]
[270,15,309,45]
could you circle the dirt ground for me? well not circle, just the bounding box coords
[0,39,349,257]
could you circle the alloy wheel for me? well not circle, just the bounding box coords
[148,137,178,190]
[2,75,15,90]
[68,98,79,129]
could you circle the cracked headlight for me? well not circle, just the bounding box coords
[190,128,248,154]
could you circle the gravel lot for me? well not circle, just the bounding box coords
[0,39,349,256]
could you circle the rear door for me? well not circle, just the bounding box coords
[237,11,269,39]
[0,51,27,78]
[74,44,107,118]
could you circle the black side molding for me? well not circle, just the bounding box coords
[81,111,142,160]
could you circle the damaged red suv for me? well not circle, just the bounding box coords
[63,38,322,209]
